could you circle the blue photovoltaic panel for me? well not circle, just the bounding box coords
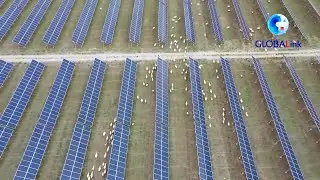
[72,0,98,46]
[256,0,269,22]
[129,0,144,44]
[107,58,137,180]
[283,56,320,132]
[252,57,304,180]
[0,60,45,157]
[183,0,195,43]
[0,0,6,7]
[60,59,106,180]
[0,59,13,88]
[189,58,214,180]
[208,0,223,42]
[280,0,307,40]
[231,0,250,40]
[13,0,53,47]
[0,0,29,41]
[220,57,259,180]
[316,56,320,64]
[14,59,75,180]
[42,0,76,46]
[101,0,122,45]
[153,58,169,180]
[158,0,168,44]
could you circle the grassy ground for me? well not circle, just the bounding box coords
[0,58,320,180]
[0,0,319,55]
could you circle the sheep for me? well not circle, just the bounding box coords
[209,82,211,87]
[92,166,95,171]
[216,75,219,79]
[185,101,188,106]
[205,97,208,101]
[240,74,243,78]
[90,171,93,178]
[146,83,149,87]
[107,146,110,152]
[104,152,107,158]
[214,94,217,98]
[238,92,241,96]
[185,87,188,91]
[186,111,189,115]
[240,98,243,103]
[208,115,211,119]
[132,122,135,126]
[227,122,230,126]
[143,82,145,86]
[210,89,213,94]
[110,122,113,127]
[103,132,106,137]
[140,98,143,103]
[242,106,245,110]
[204,80,207,84]
[145,74,148,79]
[245,112,249,117]
[144,99,147,103]
[209,123,212,127]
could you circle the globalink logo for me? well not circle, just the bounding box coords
[255,14,302,48]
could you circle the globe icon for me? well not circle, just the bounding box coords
[267,14,289,36]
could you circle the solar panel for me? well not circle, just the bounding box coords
[107,58,137,180]
[316,56,320,64]
[256,0,269,22]
[158,0,168,44]
[72,0,98,46]
[183,0,195,43]
[153,58,169,180]
[231,0,250,40]
[129,0,144,44]
[189,58,214,180]
[0,0,29,41]
[13,0,53,47]
[252,57,304,180]
[0,60,45,157]
[208,0,223,42]
[101,0,122,45]
[0,59,13,88]
[220,57,259,180]
[283,56,320,132]
[13,59,74,179]
[42,0,76,46]
[60,58,106,180]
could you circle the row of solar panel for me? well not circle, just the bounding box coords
[252,57,305,180]
[129,0,144,44]
[153,58,170,180]
[158,0,168,44]
[189,58,214,180]
[208,0,224,43]
[220,57,259,180]
[183,0,195,43]
[256,0,269,22]
[231,0,250,40]
[283,56,320,131]
[0,59,13,88]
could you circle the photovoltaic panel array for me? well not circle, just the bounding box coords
[101,0,122,45]
[14,59,75,180]
[280,0,307,40]
[208,0,223,43]
[0,59,13,88]
[13,0,52,47]
[153,58,169,180]
[252,57,304,180]
[183,0,195,43]
[0,0,29,41]
[220,57,259,180]
[72,0,98,46]
[107,58,137,180]
[189,58,214,180]
[129,0,144,44]
[231,0,250,40]
[158,0,168,44]
[43,0,76,46]
[0,60,45,157]
[60,58,106,180]
[283,56,320,132]
[256,0,269,22]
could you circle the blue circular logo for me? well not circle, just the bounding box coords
[267,14,289,36]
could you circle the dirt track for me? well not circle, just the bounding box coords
[1,49,320,62]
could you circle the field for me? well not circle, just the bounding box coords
[0,58,319,180]
[0,0,319,55]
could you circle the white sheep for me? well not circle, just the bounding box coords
[103,132,106,137]
[92,165,95,171]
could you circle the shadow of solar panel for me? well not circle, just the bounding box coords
[60,59,106,180]
[252,57,304,180]
[153,58,169,180]
[107,58,137,180]
[13,59,74,180]
[189,58,214,180]
[0,59,13,88]
[283,56,320,131]
[42,0,76,46]
[0,60,45,157]
[231,0,250,40]
[13,0,52,47]
[72,0,98,46]
[101,0,122,45]
[208,0,223,42]
[220,57,259,180]
[129,0,144,44]
[0,0,29,41]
